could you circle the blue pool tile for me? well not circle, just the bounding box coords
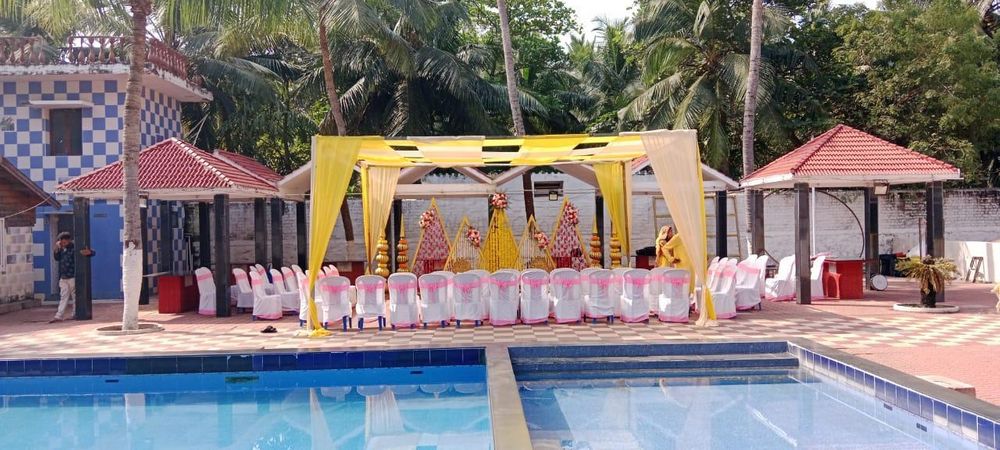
[875,378,887,401]
[296,353,315,370]
[907,390,920,414]
[978,417,995,448]
[202,357,228,373]
[252,355,264,371]
[387,350,413,368]
[278,354,297,370]
[412,350,430,366]
[262,354,280,371]
[57,359,76,376]
[109,359,127,375]
[947,405,962,432]
[39,359,58,375]
[75,359,93,375]
[429,350,448,365]
[126,358,151,375]
[933,400,948,426]
[176,357,202,373]
[23,360,41,375]
[346,352,364,369]
[462,349,481,365]
[446,349,464,365]
[864,374,874,393]
[5,360,23,376]
[229,355,252,372]
[330,352,347,369]
[362,352,381,368]
[0,360,7,376]
[148,358,177,374]
[961,411,977,439]
[312,352,332,370]
[91,358,109,375]
[919,395,932,420]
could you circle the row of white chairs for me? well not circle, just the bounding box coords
[706,254,769,316]
[762,254,828,301]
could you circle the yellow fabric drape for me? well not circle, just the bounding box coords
[639,130,715,323]
[594,162,630,262]
[361,164,401,270]
[306,136,363,336]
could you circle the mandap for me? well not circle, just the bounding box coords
[300,130,717,336]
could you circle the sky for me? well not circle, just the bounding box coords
[562,0,881,32]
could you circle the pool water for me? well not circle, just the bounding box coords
[519,372,977,450]
[0,367,492,449]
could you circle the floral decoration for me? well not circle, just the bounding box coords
[534,231,550,249]
[466,227,482,248]
[564,202,579,225]
[419,208,436,229]
[490,192,509,210]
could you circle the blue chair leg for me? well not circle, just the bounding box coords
[358,318,365,330]
[410,324,416,329]
[342,317,349,331]
[252,316,257,321]
[378,317,385,330]
[441,320,448,328]
[299,319,305,327]
[475,320,481,327]
[456,320,461,328]
[424,322,428,329]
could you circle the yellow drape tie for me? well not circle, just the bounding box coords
[594,162,630,262]
[361,164,401,270]
[305,136,363,337]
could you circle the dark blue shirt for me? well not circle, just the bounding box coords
[54,243,75,279]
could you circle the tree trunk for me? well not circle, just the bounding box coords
[121,0,151,331]
[741,0,764,254]
[318,7,354,242]
[921,287,937,308]
[496,0,534,219]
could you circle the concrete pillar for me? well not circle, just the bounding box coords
[139,204,149,305]
[72,197,92,320]
[794,183,812,305]
[926,181,945,301]
[296,201,307,269]
[715,191,728,258]
[214,194,231,317]
[159,200,173,274]
[253,198,267,265]
[864,188,879,286]
[750,190,765,255]
[595,194,605,267]
[269,198,283,268]
[198,202,211,268]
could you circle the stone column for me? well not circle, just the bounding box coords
[269,198,283,268]
[715,191,728,258]
[214,194,231,317]
[72,197,92,320]
[794,183,812,305]
[198,202,211,268]
[296,201,307,269]
[864,188,879,286]
[253,198,267,265]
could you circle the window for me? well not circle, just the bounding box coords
[533,181,564,199]
[49,108,82,156]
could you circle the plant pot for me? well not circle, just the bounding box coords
[921,287,937,308]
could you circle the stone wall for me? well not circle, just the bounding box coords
[1,224,34,303]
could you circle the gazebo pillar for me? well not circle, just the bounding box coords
[198,202,211,268]
[750,190,765,255]
[794,183,812,304]
[863,188,880,287]
[390,199,402,272]
[72,197,92,320]
[926,181,945,300]
[159,201,174,274]
[296,201,307,269]
[214,194,231,317]
[269,198,283,268]
[595,194,606,267]
[254,198,267,265]
[715,191,728,257]
[139,204,149,305]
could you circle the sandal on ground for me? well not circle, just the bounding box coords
[261,325,277,334]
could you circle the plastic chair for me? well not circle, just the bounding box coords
[431,270,456,320]
[519,269,550,324]
[230,268,254,312]
[810,254,828,299]
[736,255,767,311]
[195,267,216,316]
[765,256,796,301]
[453,272,483,327]
[488,271,520,326]
[354,275,386,330]
[269,269,299,313]
[710,259,738,319]
[620,269,650,322]
[248,270,282,320]
[584,269,616,323]
[281,267,298,294]
[317,275,352,330]
[549,269,582,323]
[388,273,420,329]
[418,273,450,328]
[656,269,690,322]
[467,269,492,321]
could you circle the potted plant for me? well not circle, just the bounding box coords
[895,256,958,308]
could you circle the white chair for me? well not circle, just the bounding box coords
[710,259,738,319]
[811,254,828,299]
[297,270,312,325]
[230,268,254,312]
[290,264,303,275]
[611,267,629,316]
[453,272,484,327]
[736,255,767,311]
[195,267,216,316]
[580,267,600,299]
[549,269,583,323]
[355,275,386,330]
[488,271,520,326]
[765,255,795,301]
[432,270,456,319]
[647,267,667,316]
[269,269,299,314]
[248,270,283,320]
[519,269,550,324]
[318,275,352,330]
[418,274,450,328]
[620,269,650,322]
[388,273,420,329]
[281,267,298,294]
[707,258,722,290]
[323,265,339,277]
[584,269,616,323]
[467,269,492,321]
[657,269,690,323]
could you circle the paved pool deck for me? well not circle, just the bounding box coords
[1,278,997,405]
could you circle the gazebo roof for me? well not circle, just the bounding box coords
[1,157,60,208]
[740,125,961,189]
[57,138,280,200]
[214,149,284,184]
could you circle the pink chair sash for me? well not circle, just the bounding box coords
[490,278,519,288]
[322,284,350,294]
[590,277,614,288]
[552,277,580,287]
[625,276,648,287]
[420,280,448,290]
[196,273,213,282]
[390,280,418,291]
[357,282,383,293]
[722,267,737,276]
[454,280,480,293]
[251,278,263,286]
[522,277,548,287]
[665,277,688,286]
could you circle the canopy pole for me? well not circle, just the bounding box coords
[794,183,812,304]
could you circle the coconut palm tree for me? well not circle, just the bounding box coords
[742,0,764,252]
[495,0,535,219]
[562,17,640,132]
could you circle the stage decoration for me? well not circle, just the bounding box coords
[412,199,450,277]
[551,199,589,270]
[480,204,520,272]
[396,222,409,272]
[490,192,509,210]
[589,221,603,268]
[361,165,401,272]
[445,216,482,272]
[595,162,630,262]
[610,228,623,268]
[517,216,555,271]
[375,232,390,278]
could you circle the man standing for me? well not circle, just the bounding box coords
[50,232,93,323]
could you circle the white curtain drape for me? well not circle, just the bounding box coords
[362,164,401,269]
[640,130,716,324]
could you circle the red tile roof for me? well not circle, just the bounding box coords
[214,150,283,184]
[741,125,960,187]
[57,138,278,197]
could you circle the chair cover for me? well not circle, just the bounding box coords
[431,270,456,319]
[355,275,387,322]
[269,269,299,313]
[467,269,492,320]
[657,269,690,322]
[248,270,282,320]
[620,269,650,322]
[647,267,666,315]
[710,259,738,319]
[519,269,550,324]
[195,267,216,316]
[281,267,298,294]
[297,271,311,322]
[611,267,629,316]
[810,254,828,299]
[584,269,616,319]
[549,269,582,323]
[317,275,352,327]
[488,271,520,326]
[290,264,303,275]
[765,256,796,301]
[388,273,420,328]
[230,268,254,310]
[736,255,766,310]
[452,272,483,324]
[418,274,450,325]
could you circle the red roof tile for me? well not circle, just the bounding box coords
[742,125,960,186]
[214,150,283,184]
[58,138,278,197]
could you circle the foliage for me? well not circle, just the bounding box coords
[896,256,959,294]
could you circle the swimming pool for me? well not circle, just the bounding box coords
[0,350,492,449]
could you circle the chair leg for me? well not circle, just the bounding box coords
[456,320,461,328]
[424,322,428,329]
[441,320,448,328]
[475,320,481,327]
[378,317,385,330]
[299,319,305,327]
[358,318,365,331]
[342,317,349,331]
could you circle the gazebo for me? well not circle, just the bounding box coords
[740,125,961,303]
[57,138,283,317]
